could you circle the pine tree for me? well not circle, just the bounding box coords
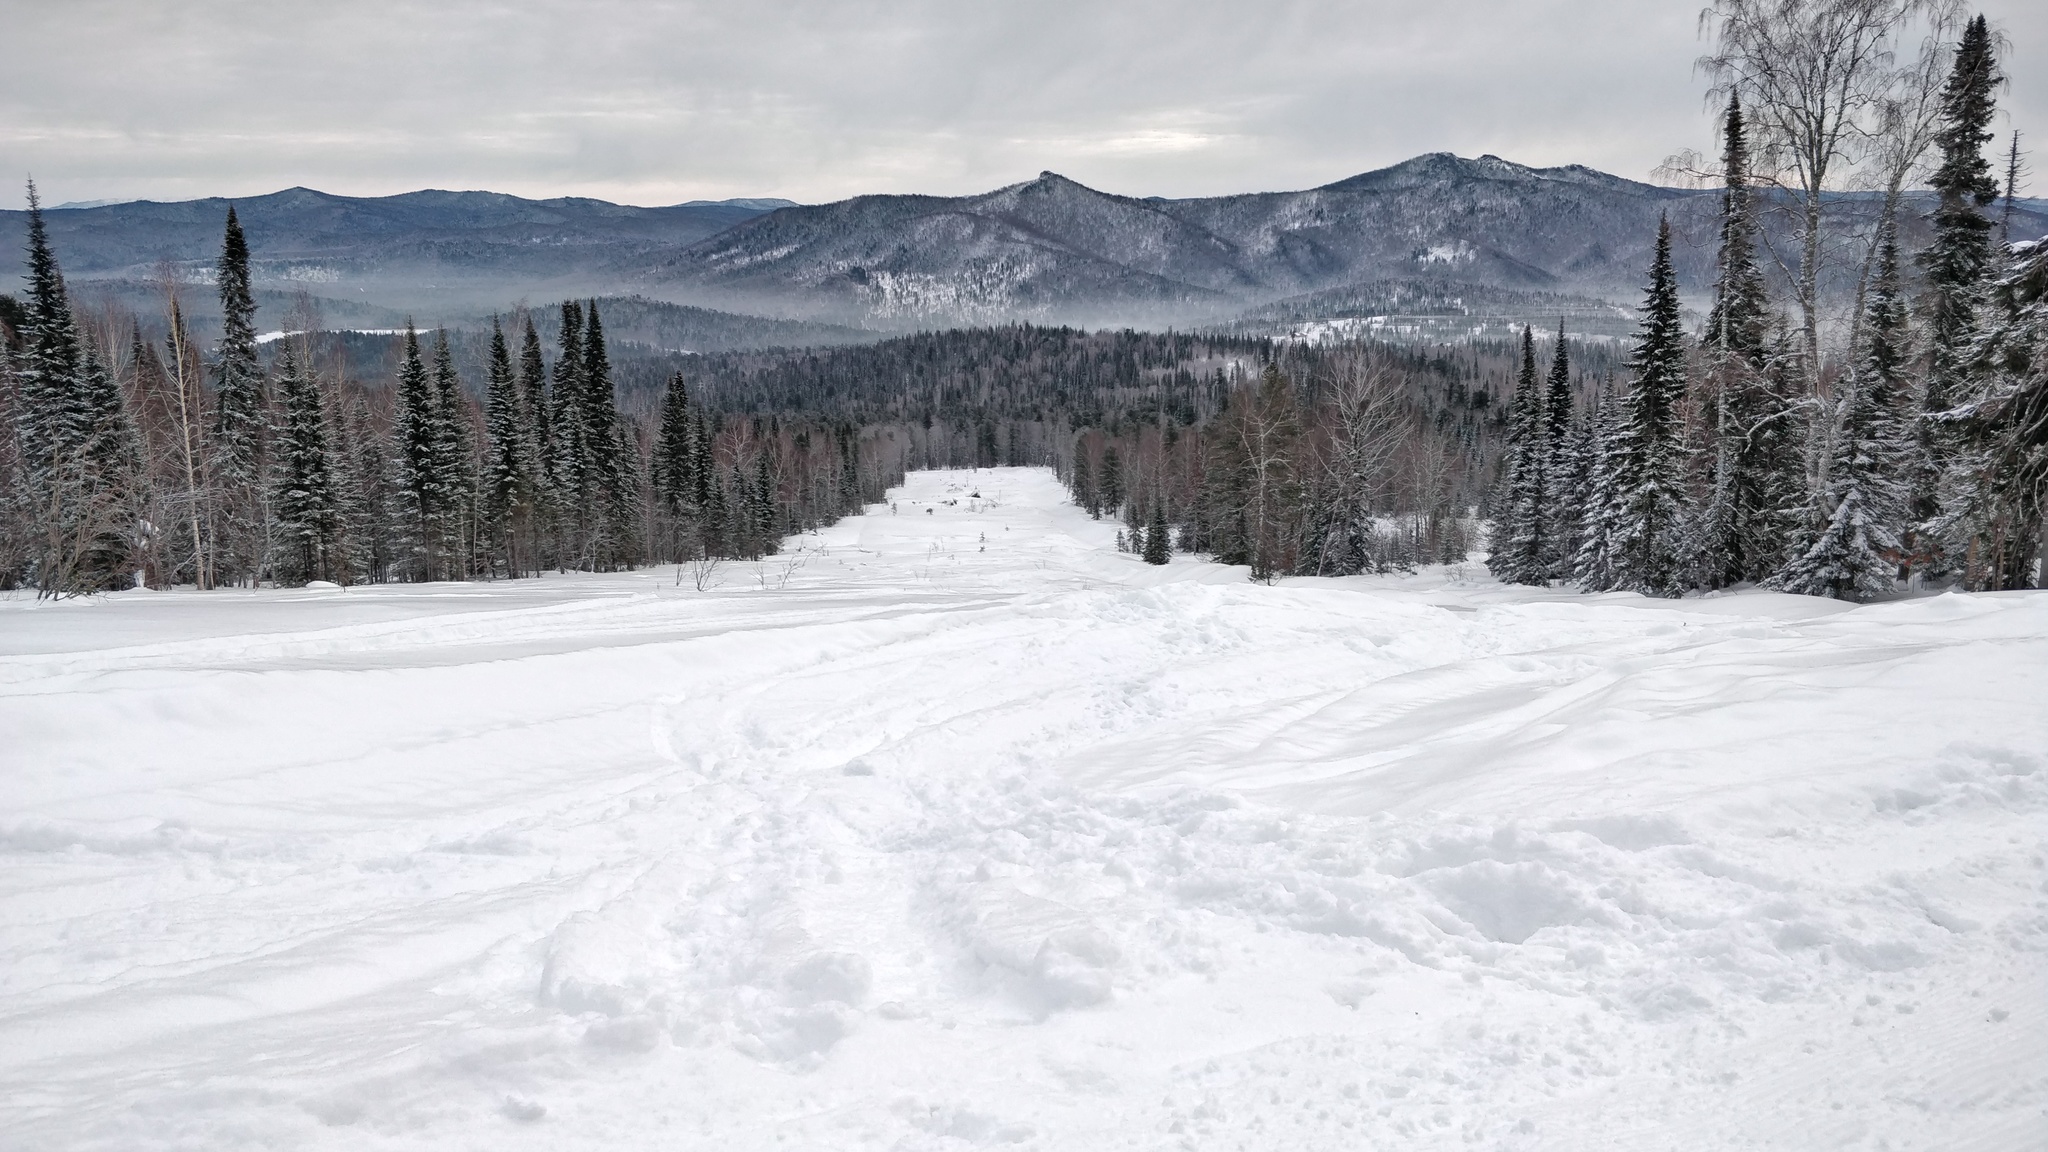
[1940,229,2048,589]
[1771,214,1913,600]
[1999,131,2024,244]
[1099,444,1125,521]
[391,324,445,580]
[1489,326,1547,583]
[430,329,474,577]
[1694,94,1777,588]
[482,318,535,576]
[1613,217,1690,596]
[14,180,86,499]
[580,301,634,568]
[751,452,778,556]
[703,467,731,557]
[1553,406,1597,577]
[1703,95,1772,365]
[653,371,695,515]
[690,407,715,513]
[269,343,340,585]
[611,421,646,565]
[1142,499,1171,564]
[836,426,862,511]
[72,338,142,590]
[1539,321,1576,579]
[1572,378,1627,591]
[337,393,389,581]
[582,300,619,494]
[1920,15,2003,559]
[211,205,266,585]
[551,302,588,560]
[1070,446,1096,516]
[12,180,140,594]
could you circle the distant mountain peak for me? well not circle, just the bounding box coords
[676,197,800,210]
[1018,171,1090,192]
[1317,152,1672,198]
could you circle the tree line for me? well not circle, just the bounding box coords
[674,325,1551,581]
[0,197,903,594]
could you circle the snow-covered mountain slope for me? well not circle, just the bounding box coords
[650,155,1716,327]
[3,468,2043,1151]
[0,189,788,326]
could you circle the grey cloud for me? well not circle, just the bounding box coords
[2,0,2042,208]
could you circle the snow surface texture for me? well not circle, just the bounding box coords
[2,468,2044,1151]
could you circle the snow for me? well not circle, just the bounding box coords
[256,328,415,345]
[2,467,2044,1151]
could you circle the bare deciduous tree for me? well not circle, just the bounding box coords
[1698,0,1940,389]
[1307,353,1409,576]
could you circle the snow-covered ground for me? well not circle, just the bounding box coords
[3,467,2043,1151]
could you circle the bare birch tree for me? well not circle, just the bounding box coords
[1698,0,1934,390]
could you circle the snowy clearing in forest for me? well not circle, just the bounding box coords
[2,467,2044,1151]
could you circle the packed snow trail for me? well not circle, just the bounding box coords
[1,468,2043,1151]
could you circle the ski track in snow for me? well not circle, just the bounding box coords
[1,467,2044,1151]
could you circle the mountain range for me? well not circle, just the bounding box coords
[7,154,2045,340]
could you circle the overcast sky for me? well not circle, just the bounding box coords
[2,0,2042,210]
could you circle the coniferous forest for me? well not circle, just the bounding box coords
[1480,15,2045,598]
[2,13,2042,599]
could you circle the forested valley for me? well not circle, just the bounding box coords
[3,9,2043,600]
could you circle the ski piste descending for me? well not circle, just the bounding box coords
[2,467,2042,1150]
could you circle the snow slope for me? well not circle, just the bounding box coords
[2,468,2043,1151]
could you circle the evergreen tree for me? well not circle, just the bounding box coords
[11,181,140,594]
[703,467,731,557]
[1999,131,2024,244]
[610,421,646,565]
[1771,214,1913,600]
[653,371,696,515]
[1940,230,2048,589]
[750,452,779,556]
[72,338,142,589]
[1489,326,1547,583]
[836,426,862,511]
[1142,499,1171,565]
[551,302,588,559]
[1539,321,1576,579]
[1099,444,1125,520]
[1694,94,1778,587]
[14,180,86,500]
[391,324,446,580]
[1701,94,1772,364]
[482,318,536,575]
[580,301,634,568]
[690,407,715,514]
[430,329,474,577]
[1070,447,1096,516]
[211,205,266,585]
[1573,378,1628,591]
[1920,14,2003,554]
[336,393,389,581]
[269,343,340,585]
[1613,217,1690,595]
[1553,407,1597,578]
[582,300,619,494]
